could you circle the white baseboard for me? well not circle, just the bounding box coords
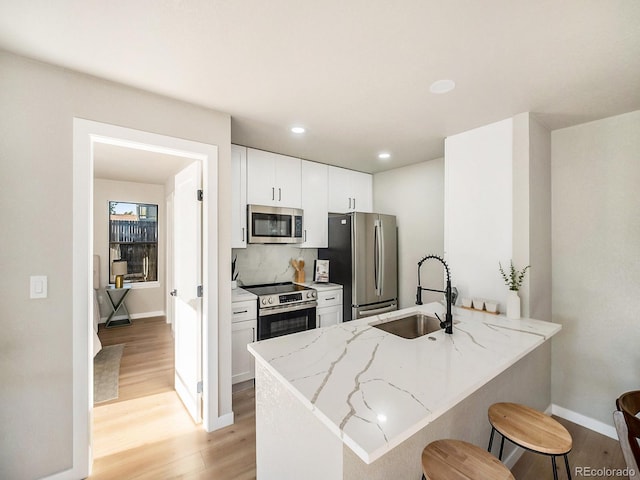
[208,412,234,432]
[552,404,618,440]
[99,310,165,323]
[131,310,165,320]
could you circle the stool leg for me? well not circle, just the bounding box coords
[488,427,495,452]
[551,456,559,480]
[564,454,571,480]
[498,435,505,460]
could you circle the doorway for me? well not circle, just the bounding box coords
[73,119,223,478]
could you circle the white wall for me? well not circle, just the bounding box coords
[93,179,166,318]
[373,159,444,308]
[512,113,552,320]
[444,119,514,308]
[551,110,640,428]
[0,51,232,479]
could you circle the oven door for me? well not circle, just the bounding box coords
[258,303,317,340]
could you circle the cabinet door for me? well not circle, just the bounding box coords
[317,305,342,328]
[351,170,372,213]
[301,160,328,248]
[247,148,302,208]
[247,148,277,206]
[274,154,302,208]
[231,145,247,248]
[328,166,353,213]
[232,320,256,384]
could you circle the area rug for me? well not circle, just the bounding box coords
[94,344,125,404]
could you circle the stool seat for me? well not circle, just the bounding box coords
[422,439,514,480]
[488,402,572,455]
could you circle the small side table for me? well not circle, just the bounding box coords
[105,284,132,328]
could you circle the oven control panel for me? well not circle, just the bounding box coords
[259,290,316,307]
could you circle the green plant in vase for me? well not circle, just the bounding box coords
[499,260,530,291]
[499,260,529,319]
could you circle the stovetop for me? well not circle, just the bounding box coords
[243,282,317,308]
[243,282,312,296]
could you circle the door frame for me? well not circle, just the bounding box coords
[72,118,223,478]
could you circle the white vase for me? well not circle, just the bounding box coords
[506,290,521,319]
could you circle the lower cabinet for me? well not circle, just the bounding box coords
[232,298,257,385]
[316,286,343,328]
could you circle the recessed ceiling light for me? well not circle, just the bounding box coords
[378,152,391,160]
[291,126,306,134]
[429,79,456,94]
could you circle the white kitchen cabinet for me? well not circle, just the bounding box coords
[247,148,302,208]
[231,144,247,248]
[232,297,257,384]
[301,160,328,248]
[315,285,343,328]
[328,166,372,213]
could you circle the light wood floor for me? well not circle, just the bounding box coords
[93,317,627,479]
[92,317,256,479]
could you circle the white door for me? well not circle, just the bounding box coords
[173,161,202,423]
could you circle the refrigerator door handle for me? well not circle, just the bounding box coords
[374,220,382,296]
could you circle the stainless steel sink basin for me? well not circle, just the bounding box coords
[370,313,445,339]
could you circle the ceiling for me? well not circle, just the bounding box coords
[1,1,639,174]
[93,142,194,184]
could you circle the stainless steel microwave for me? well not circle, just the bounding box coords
[247,205,304,244]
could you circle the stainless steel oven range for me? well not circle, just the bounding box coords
[243,282,317,340]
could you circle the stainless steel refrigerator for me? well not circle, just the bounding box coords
[319,212,398,321]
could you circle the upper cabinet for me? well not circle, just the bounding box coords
[301,160,328,248]
[328,166,372,213]
[247,148,302,208]
[231,145,247,248]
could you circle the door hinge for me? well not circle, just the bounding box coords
[197,285,203,297]
[197,189,203,201]
[197,381,203,394]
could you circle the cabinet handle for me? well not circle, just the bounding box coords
[325,297,336,301]
[242,227,245,242]
[278,187,281,201]
[353,197,356,210]
[304,230,307,242]
[272,187,275,200]
[348,197,352,209]
[234,310,248,314]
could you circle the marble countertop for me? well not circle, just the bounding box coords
[248,302,561,464]
[231,287,257,303]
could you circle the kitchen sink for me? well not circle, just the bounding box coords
[370,313,456,339]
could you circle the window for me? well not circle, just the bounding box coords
[109,201,158,284]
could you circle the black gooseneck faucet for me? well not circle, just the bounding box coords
[416,254,453,334]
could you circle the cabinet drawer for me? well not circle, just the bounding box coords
[232,300,257,323]
[317,289,342,308]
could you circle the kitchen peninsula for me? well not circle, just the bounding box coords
[248,303,561,479]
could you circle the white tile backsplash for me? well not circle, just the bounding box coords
[232,245,317,286]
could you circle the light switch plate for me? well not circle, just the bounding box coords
[30,275,47,299]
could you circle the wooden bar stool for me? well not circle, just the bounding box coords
[421,439,514,480]
[488,402,572,480]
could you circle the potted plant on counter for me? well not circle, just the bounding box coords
[499,260,530,319]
